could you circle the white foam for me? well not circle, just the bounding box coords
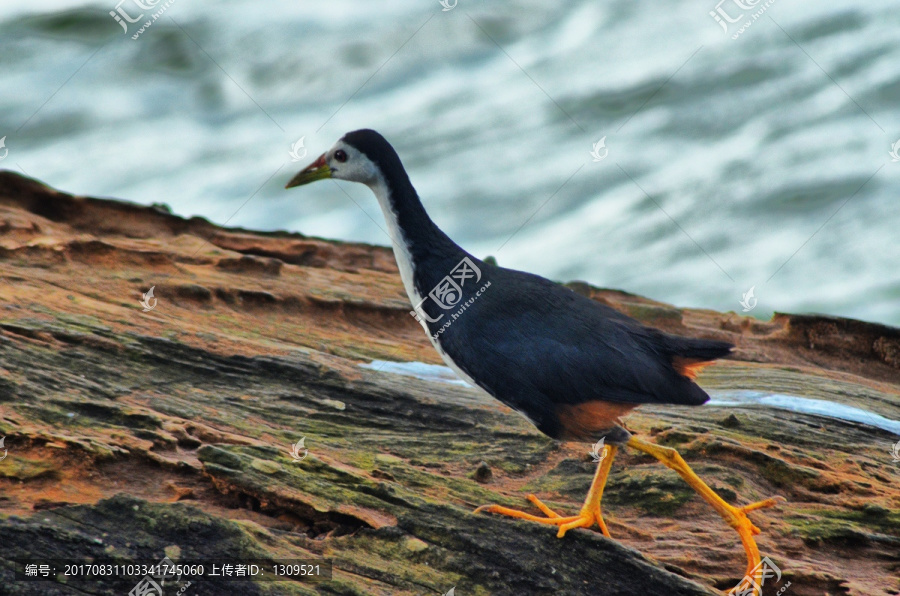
[361,361,900,436]
[360,360,471,387]
[708,391,900,436]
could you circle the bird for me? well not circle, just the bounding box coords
[286,129,783,587]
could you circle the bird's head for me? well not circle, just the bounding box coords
[286,129,396,189]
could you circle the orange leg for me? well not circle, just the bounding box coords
[626,436,784,591]
[476,437,784,596]
[475,445,617,538]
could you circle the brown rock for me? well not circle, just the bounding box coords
[0,171,897,595]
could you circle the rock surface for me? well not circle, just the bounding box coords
[0,171,897,595]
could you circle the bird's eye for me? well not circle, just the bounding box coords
[334,149,348,163]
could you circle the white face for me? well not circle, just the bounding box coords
[326,140,380,186]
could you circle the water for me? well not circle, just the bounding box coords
[2,0,898,326]
[361,360,470,387]
[362,360,900,435]
[708,390,900,436]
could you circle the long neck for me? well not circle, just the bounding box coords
[368,171,467,303]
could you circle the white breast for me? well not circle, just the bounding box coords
[369,178,483,390]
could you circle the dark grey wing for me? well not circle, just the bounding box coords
[440,268,712,410]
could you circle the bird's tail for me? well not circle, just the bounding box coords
[666,336,734,360]
[664,336,733,380]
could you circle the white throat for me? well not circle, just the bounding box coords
[366,176,483,391]
[368,177,422,310]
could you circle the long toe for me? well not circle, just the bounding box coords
[556,514,596,538]
[740,495,786,514]
[474,503,583,526]
[474,501,605,539]
[526,494,563,518]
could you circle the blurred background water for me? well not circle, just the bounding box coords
[1,0,898,325]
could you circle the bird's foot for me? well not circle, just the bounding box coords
[626,435,786,590]
[723,496,787,578]
[474,493,611,538]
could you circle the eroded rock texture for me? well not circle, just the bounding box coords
[0,171,897,595]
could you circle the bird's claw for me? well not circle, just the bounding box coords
[474,494,612,539]
[739,495,786,514]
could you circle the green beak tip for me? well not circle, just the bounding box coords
[285,162,331,189]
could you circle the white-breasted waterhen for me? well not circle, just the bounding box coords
[286,129,783,587]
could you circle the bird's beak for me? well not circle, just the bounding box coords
[285,153,331,188]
